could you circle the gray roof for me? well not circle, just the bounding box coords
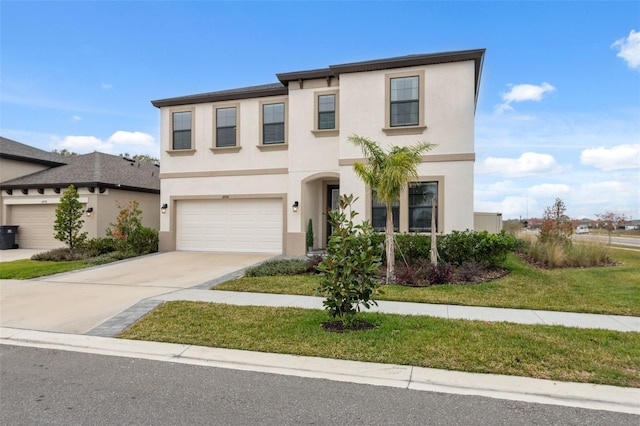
[0,151,160,194]
[0,137,68,167]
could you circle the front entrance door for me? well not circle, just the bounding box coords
[326,184,339,243]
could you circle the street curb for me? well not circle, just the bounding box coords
[2,327,638,415]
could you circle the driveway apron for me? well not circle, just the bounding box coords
[0,252,273,334]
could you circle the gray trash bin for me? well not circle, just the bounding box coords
[0,225,19,250]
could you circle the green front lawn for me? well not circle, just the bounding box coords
[0,259,89,279]
[119,301,640,388]
[215,249,640,316]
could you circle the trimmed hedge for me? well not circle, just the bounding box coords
[372,230,517,268]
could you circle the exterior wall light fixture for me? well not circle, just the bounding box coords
[292,201,299,213]
[86,207,94,217]
[161,203,168,214]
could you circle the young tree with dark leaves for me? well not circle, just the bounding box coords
[53,185,87,254]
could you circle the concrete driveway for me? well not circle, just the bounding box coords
[0,252,274,334]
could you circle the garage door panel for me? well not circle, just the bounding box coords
[9,205,66,249]
[176,199,283,253]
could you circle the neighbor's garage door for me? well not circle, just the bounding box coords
[176,199,283,253]
[9,204,65,249]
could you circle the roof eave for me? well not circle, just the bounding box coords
[151,85,288,108]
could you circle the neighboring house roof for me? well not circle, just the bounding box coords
[151,48,486,108]
[0,151,160,194]
[0,136,68,167]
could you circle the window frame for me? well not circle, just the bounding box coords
[408,181,439,233]
[212,103,241,153]
[258,98,288,150]
[366,176,444,234]
[383,70,426,136]
[167,107,196,155]
[371,189,399,233]
[312,90,339,137]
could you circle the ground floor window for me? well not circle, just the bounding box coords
[371,190,399,232]
[409,182,438,232]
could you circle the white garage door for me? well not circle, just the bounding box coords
[9,204,65,249]
[176,199,283,253]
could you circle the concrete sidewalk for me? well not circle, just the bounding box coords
[1,326,638,415]
[88,289,640,337]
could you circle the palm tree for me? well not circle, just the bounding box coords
[349,135,436,283]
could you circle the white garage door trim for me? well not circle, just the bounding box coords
[176,198,283,254]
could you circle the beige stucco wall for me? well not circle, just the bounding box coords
[0,158,50,183]
[157,58,478,254]
[2,187,159,244]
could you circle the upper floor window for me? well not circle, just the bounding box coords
[262,102,285,144]
[390,76,419,127]
[408,181,438,232]
[318,94,336,130]
[216,107,237,147]
[383,71,425,135]
[172,111,193,150]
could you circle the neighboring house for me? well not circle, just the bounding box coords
[0,137,160,249]
[152,49,485,255]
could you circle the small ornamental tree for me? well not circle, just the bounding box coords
[538,198,573,245]
[306,218,314,251]
[53,185,87,254]
[316,194,382,328]
[596,211,628,245]
[108,200,143,253]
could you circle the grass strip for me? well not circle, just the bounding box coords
[214,251,640,316]
[0,259,88,279]
[119,301,640,387]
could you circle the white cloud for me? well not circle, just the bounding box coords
[476,152,561,177]
[528,183,571,198]
[475,196,534,219]
[107,131,154,147]
[495,82,556,113]
[612,29,640,71]
[101,82,113,89]
[72,115,82,121]
[51,131,156,155]
[53,135,113,153]
[580,144,640,171]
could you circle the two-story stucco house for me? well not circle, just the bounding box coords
[152,48,485,256]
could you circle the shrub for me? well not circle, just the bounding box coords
[83,251,137,266]
[129,226,159,255]
[316,194,382,327]
[438,230,517,268]
[84,237,119,255]
[245,258,311,277]
[394,233,431,263]
[31,247,84,262]
[427,263,455,285]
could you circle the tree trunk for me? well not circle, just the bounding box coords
[430,196,438,266]
[386,203,395,284]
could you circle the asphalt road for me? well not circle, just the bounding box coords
[1,345,637,425]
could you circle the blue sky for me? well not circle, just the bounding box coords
[2,1,639,220]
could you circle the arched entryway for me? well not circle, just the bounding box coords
[301,172,339,250]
